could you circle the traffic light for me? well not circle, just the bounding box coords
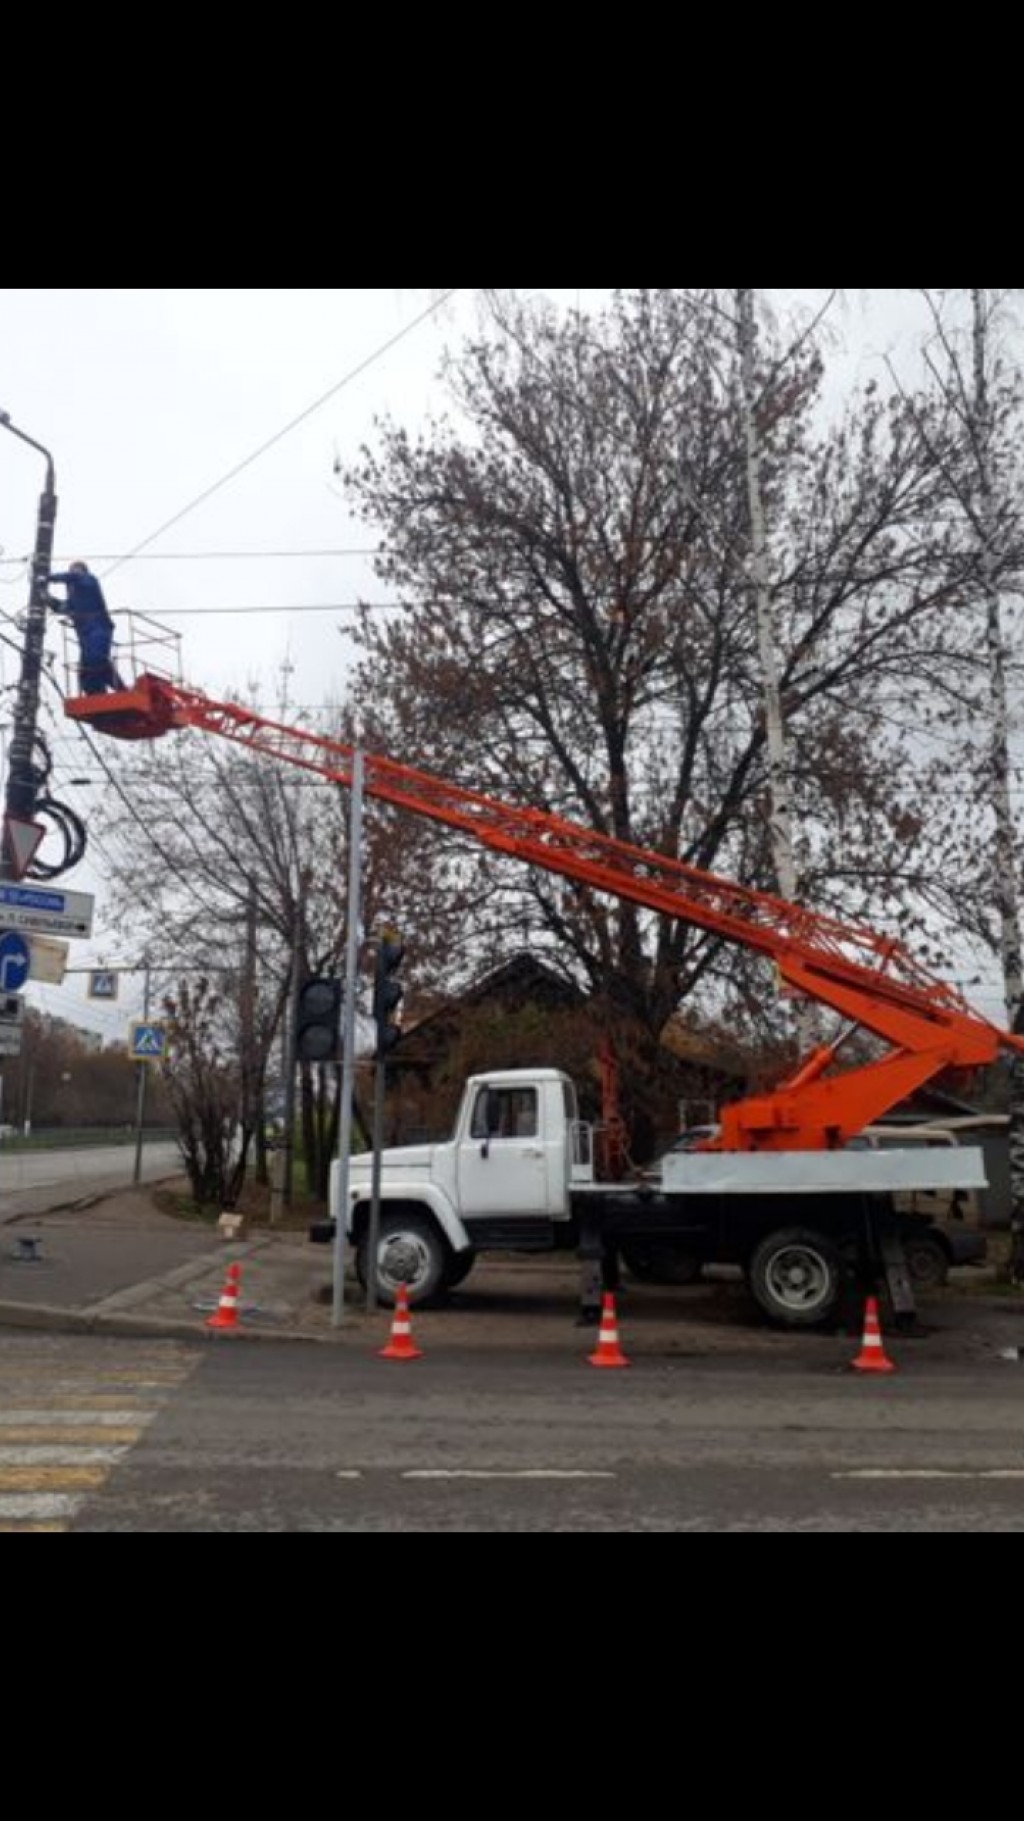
[296,976,342,1063]
[373,931,404,1061]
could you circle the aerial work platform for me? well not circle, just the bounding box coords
[64,673,181,741]
[62,612,182,741]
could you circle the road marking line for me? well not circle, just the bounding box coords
[402,1470,617,1481]
[335,1472,364,1480]
[0,1427,145,1446]
[0,1447,129,1467]
[0,1493,84,1520]
[0,1466,108,1491]
[0,1410,155,1426]
[0,1522,69,1532]
[832,1469,1024,1481]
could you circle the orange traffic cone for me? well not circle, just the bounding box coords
[207,1262,242,1331]
[588,1292,630,1369]
[378,1284,423,1361]
[851,1295,895,1374]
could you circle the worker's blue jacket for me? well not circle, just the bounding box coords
[48,570,114,657]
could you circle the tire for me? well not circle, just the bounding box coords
[902,1232,949,1289]
[748,1227,842,1328]
[620,1240,703,1285]
[355,1210,448,1307]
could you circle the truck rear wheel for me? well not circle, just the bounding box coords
[356,1211,448,1307]
[748,1227,842,1328]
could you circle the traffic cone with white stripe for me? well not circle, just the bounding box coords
[378,1283,423,1361]
[851,1295,895,1374]
[588,1292,630,1368]
[206,1262,242,1331]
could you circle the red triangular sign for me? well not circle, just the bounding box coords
[3,816,46,881]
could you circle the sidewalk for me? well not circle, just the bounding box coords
[0,1181,1022,1363]
[0,1184,333,1344]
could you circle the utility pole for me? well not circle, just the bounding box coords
[132,961,152,1186]
[0,410,57,879]
[282,889,303,1208]
[332,747,365,1327]
[367,927,404,1312]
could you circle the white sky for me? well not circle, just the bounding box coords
[0,288,980,1037]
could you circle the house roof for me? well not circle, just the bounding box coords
[403,952,584,1039]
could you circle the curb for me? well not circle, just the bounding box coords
[0,1297,333,1343]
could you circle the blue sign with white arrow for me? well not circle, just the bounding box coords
[0,930,31,994]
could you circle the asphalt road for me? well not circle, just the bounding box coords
[0,1143,181,1220]
[1,1331,1022,1531]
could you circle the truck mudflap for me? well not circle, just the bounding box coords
[877,1228,918,1325]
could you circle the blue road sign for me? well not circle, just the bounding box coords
[89,971,119,1000]
[0,930,31,994]
[130,1021,168,1062]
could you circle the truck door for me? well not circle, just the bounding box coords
[458,1084,550,1216]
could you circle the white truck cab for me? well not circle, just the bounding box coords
[330,1069,593,1302]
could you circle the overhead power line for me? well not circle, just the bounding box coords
[136,602,402,616]
[0,548,382,567]
[103,289,459,577]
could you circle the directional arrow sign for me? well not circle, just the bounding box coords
[130,1021,168,1063]
[2,816,46,882]
[0,883,94,938]
[0,931,31,994]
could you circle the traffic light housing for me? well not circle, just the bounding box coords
[296,976,342,1063]
[373,932,404,1061]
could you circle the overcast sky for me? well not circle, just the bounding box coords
[0,288,964,1036]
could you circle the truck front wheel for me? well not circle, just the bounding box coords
[748,1227,842,1328]
[356,1211,448,1307]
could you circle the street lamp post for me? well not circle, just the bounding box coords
[0,409,57,880]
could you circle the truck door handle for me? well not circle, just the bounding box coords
[523,1148,543,1159]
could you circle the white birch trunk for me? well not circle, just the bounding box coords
[737,288,815,1048]
[972,288,1024,1280]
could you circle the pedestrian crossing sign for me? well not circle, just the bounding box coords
[130,1021,168,1063]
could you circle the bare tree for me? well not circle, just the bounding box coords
[340,289,1000,1100]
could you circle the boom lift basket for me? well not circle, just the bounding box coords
[63,611,183,741]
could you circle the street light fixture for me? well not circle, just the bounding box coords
[0,409,58,881]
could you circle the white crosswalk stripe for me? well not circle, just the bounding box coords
[0,1335,200,1531]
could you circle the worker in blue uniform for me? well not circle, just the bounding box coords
[47,561,124,695]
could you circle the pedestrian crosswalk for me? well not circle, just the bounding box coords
[0,1335,201,1531]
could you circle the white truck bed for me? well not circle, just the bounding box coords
[658,1146,987,1196]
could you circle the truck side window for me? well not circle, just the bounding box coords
[469,1088,537,1138]
[511,1091,537,1137]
